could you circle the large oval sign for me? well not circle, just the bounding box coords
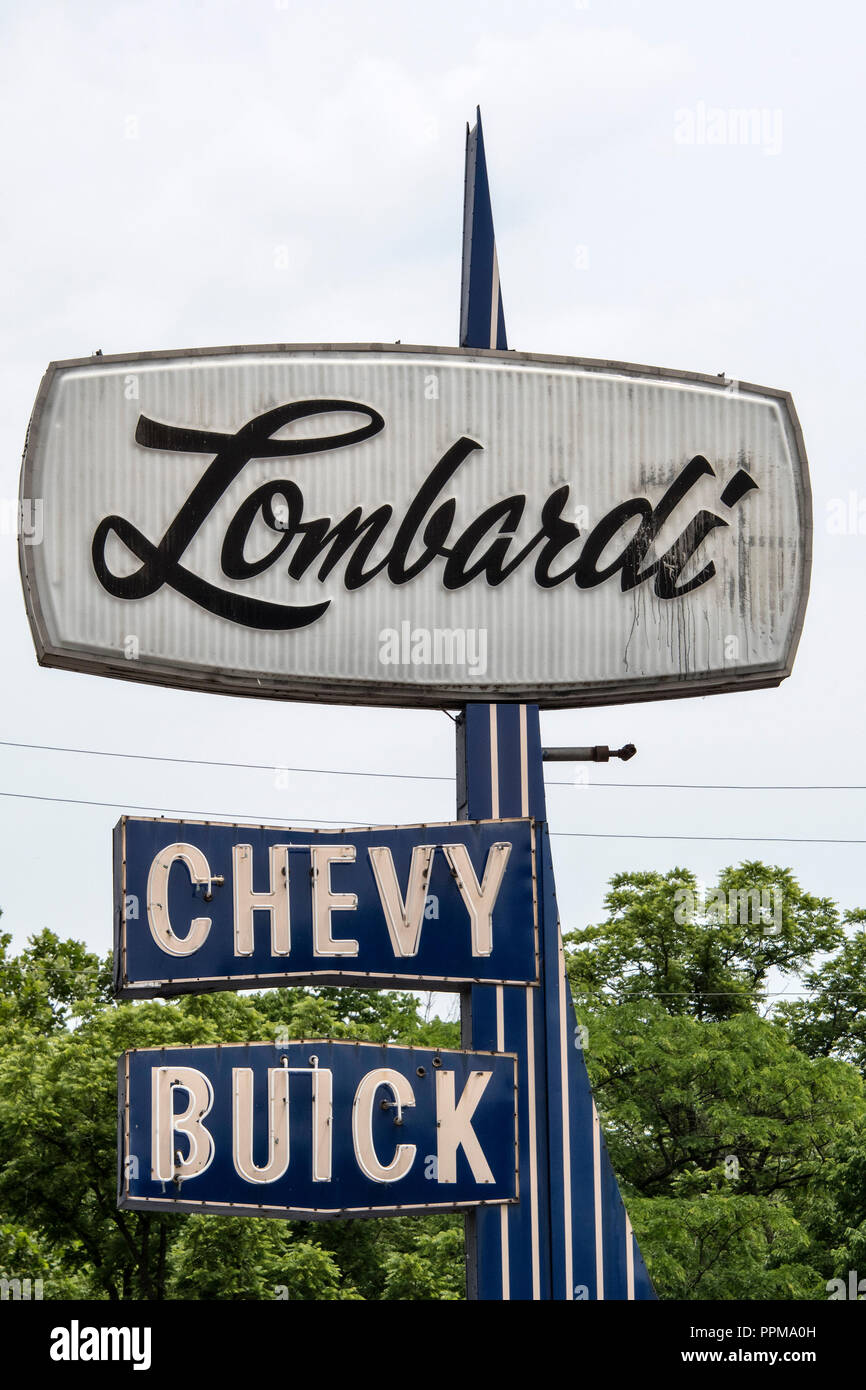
[19,344,811,708]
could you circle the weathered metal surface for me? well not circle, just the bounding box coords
[114,815,539,996]
[20,342,810,708]
[118,1040,518,1220]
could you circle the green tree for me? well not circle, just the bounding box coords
[777,915,866,1071]
[627,1193,824,1300]
[381,1225,465,1299]
[566,864,843,1020]
[578,1002,863,1200]
[564,864,866,1299]
[0,928,113,1033]
[167,1217,356,1300]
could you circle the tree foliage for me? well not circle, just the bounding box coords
[564,866,866,1299]
[565,864,843,1020]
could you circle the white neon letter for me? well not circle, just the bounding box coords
[232,844,291,956]
[151,1066,214,1182]
[312,845,359,956]
[147,844,213,957]
[232,1067,290,1183]
[441,842,511,956]
[352,1068,416,1182]
[368,844,436,957]
[311,1065,333,1182]
[435,1069,494,1184]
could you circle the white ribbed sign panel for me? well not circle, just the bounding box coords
[19,344,810,708]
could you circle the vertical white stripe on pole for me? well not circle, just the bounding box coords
[525,987,541,1299]
[558,937,574,1298]
[489,706,499,818]
[497,983,509,1299]
[489,706,508,1296]
[592,1103,604,1300]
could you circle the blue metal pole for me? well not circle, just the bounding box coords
[457,110,655,1300]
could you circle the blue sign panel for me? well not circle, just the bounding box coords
[114,816,538,997]
[118,1041,517,1219]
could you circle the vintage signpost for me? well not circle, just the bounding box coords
[18,109,811,1299]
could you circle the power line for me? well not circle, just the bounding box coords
[553,781,866,792]
[1,737,864,792]
[0,788,863,844]
[0,790,368,828]
[0,739,454,783]
[554,831,866,845]
[612,989,822,998]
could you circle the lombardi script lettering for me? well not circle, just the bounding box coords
[91,400,759,631]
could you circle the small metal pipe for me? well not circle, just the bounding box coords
[542,743,637,763]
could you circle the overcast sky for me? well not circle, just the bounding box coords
[1,0,864,1013]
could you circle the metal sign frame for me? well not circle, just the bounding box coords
[19,341,811,710]
[117,1039,519,1221]
[113,814,540,996]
